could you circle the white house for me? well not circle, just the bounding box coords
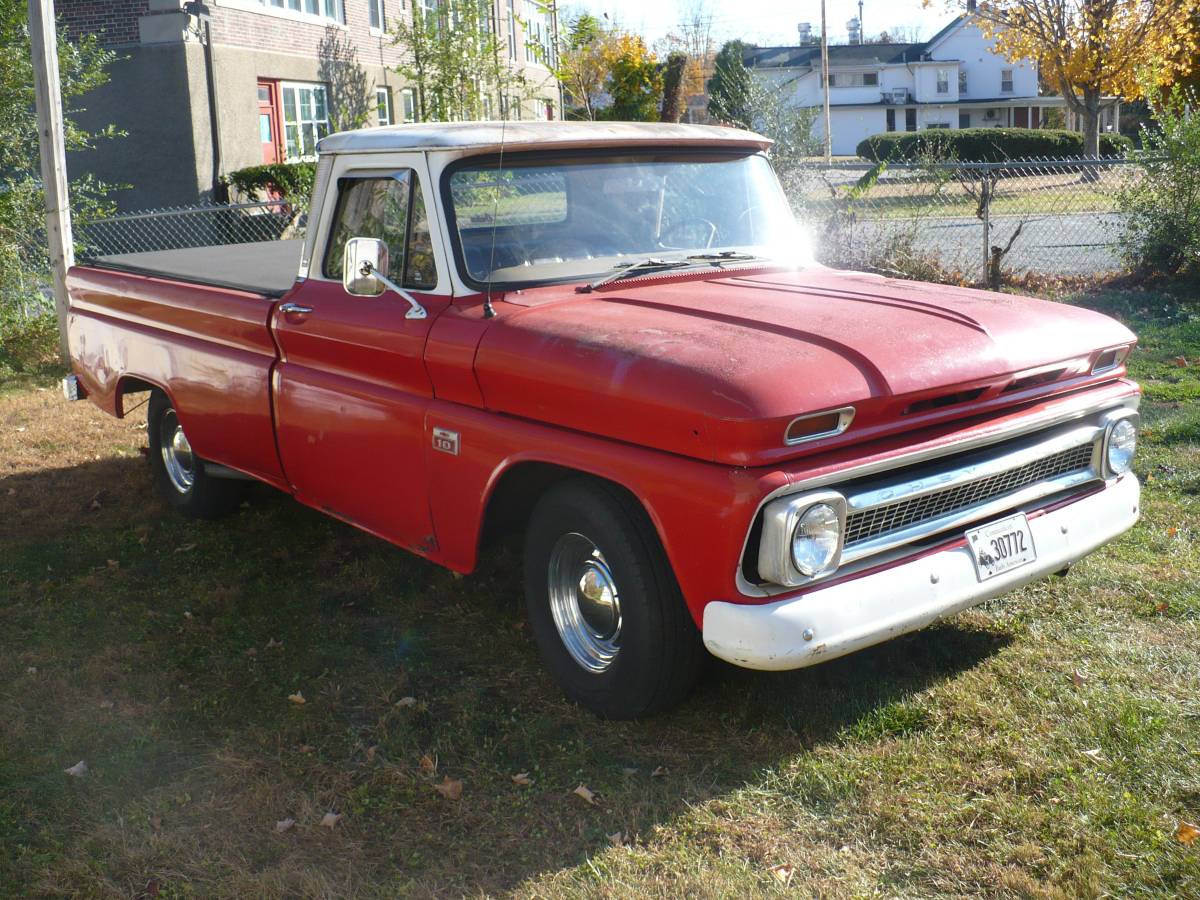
[745,12,1120,156]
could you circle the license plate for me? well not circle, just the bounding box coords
[965,513,1037,581]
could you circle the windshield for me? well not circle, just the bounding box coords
[445,151,810,288]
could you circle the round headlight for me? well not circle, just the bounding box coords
[791,502,842,576]
[1107,418,1137,475]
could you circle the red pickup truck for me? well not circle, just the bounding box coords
[64,122,1141,718]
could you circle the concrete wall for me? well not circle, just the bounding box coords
[66,42,214,211]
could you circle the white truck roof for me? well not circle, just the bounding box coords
[316,120,773,155]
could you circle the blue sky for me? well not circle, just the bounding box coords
[569,0,959,48]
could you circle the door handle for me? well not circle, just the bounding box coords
[279,302,313,315]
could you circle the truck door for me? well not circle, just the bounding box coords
[271,165,449,554]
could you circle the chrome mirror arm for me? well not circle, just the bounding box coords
[361,261,427,320]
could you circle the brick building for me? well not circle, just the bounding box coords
[60,0,561,210]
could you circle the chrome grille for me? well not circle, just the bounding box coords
[845,442,1095,546]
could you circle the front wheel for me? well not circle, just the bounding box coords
[147,390,244,519]
[523,479,705,719]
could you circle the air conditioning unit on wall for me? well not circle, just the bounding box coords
[891,88,908,104]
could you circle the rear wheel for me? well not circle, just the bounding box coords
[147,390,244,519]
[523,479,705,719]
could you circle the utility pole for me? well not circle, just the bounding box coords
[821,0,831,163]
[28,0,74,361]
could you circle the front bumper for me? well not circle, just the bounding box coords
[702,475,1140,671]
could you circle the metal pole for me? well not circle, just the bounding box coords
[28,0,74,362]
[821,0,831,163]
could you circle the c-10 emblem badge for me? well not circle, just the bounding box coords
[432,427,460,456]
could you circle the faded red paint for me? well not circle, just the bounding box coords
[66,257,1138,626]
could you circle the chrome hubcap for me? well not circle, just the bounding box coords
[160,409,195,494]
[548,533,622,673]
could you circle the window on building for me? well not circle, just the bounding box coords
[260,0,344,22]
[958,70,967,94]
[502,94,521,120]
[959,112,971,129]
[905,108,917,131]
[523,0,553,65]
[376,87,393,125]
[369,0,384,30]
[400,87,416,122]
[323,172,437,290]
[507,0,518,58]
[886,108,896,132]
[936,69,950,94]
[281,82,330,160]
[1001,69,1014,92]
[826,71,878,88]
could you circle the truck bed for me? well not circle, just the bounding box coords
[88,239,303,297]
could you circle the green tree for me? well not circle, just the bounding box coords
[707,40,752,128]
[601,33,662,122]
[390,1,532,122]
[1,0,119,370]
[554,12,612,120]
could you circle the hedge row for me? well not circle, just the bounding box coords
[856,128,1133,162]
[222,162,317,201]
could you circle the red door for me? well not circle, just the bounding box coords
[270,170,450,553]
[1014,107,1029,128]
[258,81,282,164]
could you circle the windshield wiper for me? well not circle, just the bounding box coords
[685,251,760,264]
[577,257,691,293]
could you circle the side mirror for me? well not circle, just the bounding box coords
[340,236,428,320]
[343,237,389,297]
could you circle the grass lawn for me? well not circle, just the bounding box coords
[1,287,1198,897]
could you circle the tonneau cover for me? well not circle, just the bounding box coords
[89,240,302,297]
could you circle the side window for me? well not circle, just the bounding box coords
[322,171,438,290]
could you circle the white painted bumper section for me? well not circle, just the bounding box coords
[703,476,1141,671]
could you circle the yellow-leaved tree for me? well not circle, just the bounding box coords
[938,1,1200,155]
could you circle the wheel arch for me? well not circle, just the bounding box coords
[114,374,170,418]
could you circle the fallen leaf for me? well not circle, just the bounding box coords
[243,647,257,657]
[173,543,197,554]
[511,772,534,786]
[88,493,102,511]
[183,611,193,620]
[1156,601,1170,614]
[1177,821,1200,845]
[106,559,120,569]
[287,692,306,705]
[365,745,377,763]
[320,812,342,829]
[16,426,25,433]
[395,695,417,707]
[6,488,15,497]
[275,817,296,833]
[64,760,88,778]
[573,784,598,806]
[25,666,36,675]
[265,638,283,650]
[99,699,114,710]
[1081,747,1105,761]
[1173,356,1189,368]
[650,766,668,778]
[298,744,315,754]
[769,863,795,886]
[434,777,463,800]
[620,767,639,776]
[149,815,163,833]
[607,830,627,848]
[1167,527,1178,538]
[1071,670,1087,688]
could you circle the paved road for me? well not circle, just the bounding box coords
[849,212,1125,277]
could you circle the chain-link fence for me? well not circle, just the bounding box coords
[77,199,308,259]
[783,157,1142,284]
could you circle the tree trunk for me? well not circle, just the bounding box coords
[1082,86,1102,158]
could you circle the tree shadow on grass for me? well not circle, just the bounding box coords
[0,455,1012,896]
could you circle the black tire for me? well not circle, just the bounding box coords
[523,478,705,719]
[147,390,244,519]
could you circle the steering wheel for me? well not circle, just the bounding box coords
[659,217,719,250]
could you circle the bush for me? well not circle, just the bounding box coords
[857,128,1132,162]
[1117,87,1200,280]
[223,162,316,201]
[0,306,59,376]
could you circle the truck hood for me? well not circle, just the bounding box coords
[473,267,1136,466]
